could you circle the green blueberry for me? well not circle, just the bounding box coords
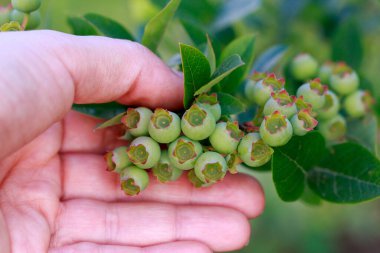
[225,153,241,174]
[290,109,318,136]
[245,73,284,106]
[290,53,318,81]
[344,90,373,118]
[12,0,41,13]
[181,104,216,141]
[194,151,228,183]
[263,89,297,118]
[127,136,161,169]
[187,169,214,188]
[120,166,149,196]
[209,121,243,154]
[295,96,313,111]
[317,90,340,120]
[9,9,40,29]
[121,107,153,137]
[330,63,359,95]
[168,136,203,170]
[152,150,183,183]
[318,114,346,141]
[237,133,273,167]
[296,79,327,110]
[104,146,132,173]
[0,6,10,25]
[260,111,293,147]
[148,108,181,143]
[318,61,334,84]
[195,93,221,121]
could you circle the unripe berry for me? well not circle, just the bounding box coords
[181,104,216,140]
[296,79,327,110]
[12,0,41,13]
[194,151,228,183]
[127,136,161,169]
[245,73,285,106]
[343,90,373,118]
[318,61,334,84]
[260,111,293,147]
[238,133,273,167]
[244,71,267,104]
[290,109,318,136]
[318,114,346,141]
[121,107,153,137]
[263,89,297,118]
[168,136,203,170]
[195,93,221,121]
[295,96,313,111]
[330,63,359,95]
[0,6,10,24]
[9,9,40,29]
[225,153,241,174]
[290,53,318,80]
[148,108,181,143]
[187,169,213,188]
[152,150,183,183]
[120,166,149,196]
[104,146,131,173]
[209,121,244,154]
[316,90,340,120]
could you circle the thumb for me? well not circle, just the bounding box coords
[0,30,183,159]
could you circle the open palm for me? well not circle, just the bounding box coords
[0,31,264,253]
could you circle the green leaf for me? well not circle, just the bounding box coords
[272,132,326,202]
[308,142,380,203]
[142,0,181,53]
[212,0,260,32]
[195,54,244,95]
[205,34,216,73]
[67,17,98,36]
[84,13,134,40]
[346,114,378,155]
[72,102,126,119]
[95,112,126,130]
[180,43,211,108]
[216,92,246,115]
[252,44,288,73]
[218,35,255,94]
[332,19,363,69]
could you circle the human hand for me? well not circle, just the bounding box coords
[0,31,264,253]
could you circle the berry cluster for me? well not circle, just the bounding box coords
[0,0,41,30]
[105,94,274,196]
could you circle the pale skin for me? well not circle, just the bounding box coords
[0,31,265,253]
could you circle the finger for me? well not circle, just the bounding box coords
[49,241,211,253]
[52,200,250,252]
[0,30,183,159]
[61,111,127,153]
[61,154,264,218]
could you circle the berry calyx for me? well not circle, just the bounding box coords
[168,136,203,170]
[263,89,297,118]
[290,109,318,136]
[127,136,161,169]
[121,107,153,137]
[245,73,285,106]
[195,93,221,121]
[104,146,131,173]
[295,96,313,111]
[120,166,149,196]
[152,150,183,183]
[225,153,241,174]
[181,104,216,140]
[11,0,41,13]
[296,79,327,110]
[330,63,359,95]
[238,133,273,167]
[209,121,244,154]
[290,53,318,80]
[194,151,228,183]
[260,111,293,147]
[343,90,374,118]
[317,90,340,120]
[148,108,181,143]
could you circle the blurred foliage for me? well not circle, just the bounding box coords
[3,0,377,252]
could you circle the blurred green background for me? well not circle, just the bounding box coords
[2,0,379,252]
